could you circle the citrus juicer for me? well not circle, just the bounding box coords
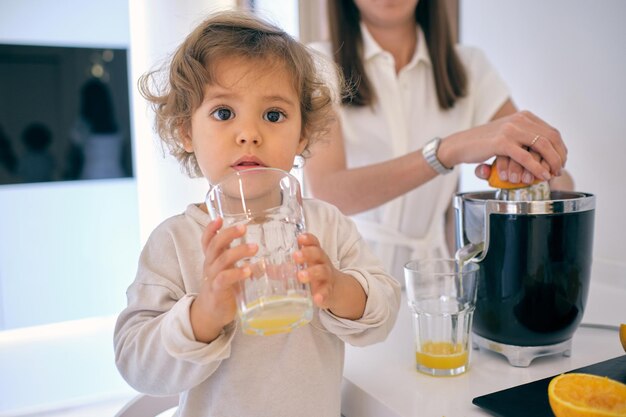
[454,181,595,367]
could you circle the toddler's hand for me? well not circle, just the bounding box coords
[190,218,258,343]
[294,233,366,320]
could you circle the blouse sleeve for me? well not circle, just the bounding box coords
[458,45,511,125]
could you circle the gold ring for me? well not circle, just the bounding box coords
[530,135,541,147]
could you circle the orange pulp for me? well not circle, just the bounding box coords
[548,373,626,417]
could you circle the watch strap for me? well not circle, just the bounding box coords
[422,137,452,175]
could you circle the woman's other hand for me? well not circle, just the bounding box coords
[476,157,575,191]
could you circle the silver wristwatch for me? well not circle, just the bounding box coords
[422,137,452,175]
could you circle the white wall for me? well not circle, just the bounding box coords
[459,0,626,277]
[0,0,138,412]
[0,0,129,48]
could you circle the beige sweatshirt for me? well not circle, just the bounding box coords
[114,199,400,417]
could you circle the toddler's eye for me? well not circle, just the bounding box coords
[264,110,285,123]
[211,108,233,121]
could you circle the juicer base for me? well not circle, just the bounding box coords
[471,333,572,367]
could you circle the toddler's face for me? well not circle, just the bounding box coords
[182,57,305,185]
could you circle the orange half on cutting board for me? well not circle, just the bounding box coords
[620,324,626,352]
[548,373,626,417]
[488,166,541,189]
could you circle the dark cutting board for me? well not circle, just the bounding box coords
[472,355,626,417]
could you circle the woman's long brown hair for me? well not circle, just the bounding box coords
[327,0,467,109]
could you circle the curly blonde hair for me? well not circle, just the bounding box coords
[139,10,335,177]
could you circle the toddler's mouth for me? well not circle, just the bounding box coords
[232,156,266,170]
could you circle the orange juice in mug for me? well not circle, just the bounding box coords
[206,168,313,336]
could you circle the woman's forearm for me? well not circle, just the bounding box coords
[305,149,437,215]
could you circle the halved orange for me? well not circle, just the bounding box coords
[620,324,626,352]
[548,373,626,417]
[488,166,541,189]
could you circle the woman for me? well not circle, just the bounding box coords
[306,0,573,279]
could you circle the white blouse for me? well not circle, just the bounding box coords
[309,24,510,280]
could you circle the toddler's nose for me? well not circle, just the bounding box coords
[236,132,262,146]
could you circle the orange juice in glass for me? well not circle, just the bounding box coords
[416,341,468,370]
[405,259,479,376]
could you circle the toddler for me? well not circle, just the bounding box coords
[114,11,400,417]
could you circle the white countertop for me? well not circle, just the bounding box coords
[341,264,626,417]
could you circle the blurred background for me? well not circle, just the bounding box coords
[0,0,624,415]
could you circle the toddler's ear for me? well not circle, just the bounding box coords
[296,136,309,155]
[179,125,194,152]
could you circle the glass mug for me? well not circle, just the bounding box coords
[206,167,313,336]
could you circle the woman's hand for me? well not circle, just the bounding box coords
[190,218,258,343]
[439,110,568,182]
[294,233,366,320]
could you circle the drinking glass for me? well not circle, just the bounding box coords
[206,167,313,336]
[404,259,479,376]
